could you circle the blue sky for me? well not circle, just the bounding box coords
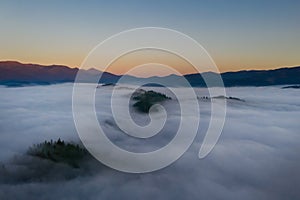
[0,0,299,73]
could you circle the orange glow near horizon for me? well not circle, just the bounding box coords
[1,48,299,77]
[105,49,198,77]
[3,55,299,78]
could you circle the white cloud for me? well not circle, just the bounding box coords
[0,84,299,200]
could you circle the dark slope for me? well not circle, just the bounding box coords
[0,61,122,86]
[0,61,299,87]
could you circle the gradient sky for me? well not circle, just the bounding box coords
[0,0,299,76]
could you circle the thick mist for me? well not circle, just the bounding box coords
[0,84,299,200]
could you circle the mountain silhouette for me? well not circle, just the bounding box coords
[0,61,299,87]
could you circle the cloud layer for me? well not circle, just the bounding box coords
[0,84,299,200]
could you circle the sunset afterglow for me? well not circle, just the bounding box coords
[1,0,299,77]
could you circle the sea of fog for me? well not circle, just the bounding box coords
[0,83,299,200]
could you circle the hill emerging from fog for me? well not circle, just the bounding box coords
[0,61,299,87]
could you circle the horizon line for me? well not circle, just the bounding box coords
[1,60,299,78]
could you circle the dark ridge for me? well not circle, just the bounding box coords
[27,139,89,168]
[199,95,245,102]
[281,85,300,89]
[132,90,171,113]
[0,61,299,87]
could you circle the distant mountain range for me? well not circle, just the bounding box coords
[0,61,299,87]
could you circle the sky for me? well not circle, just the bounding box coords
[0,0,300,76]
